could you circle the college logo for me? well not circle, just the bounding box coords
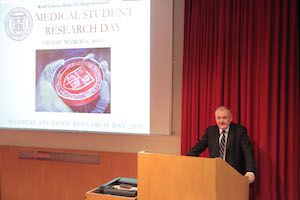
[5,7,33,41]
[53,57,104,110]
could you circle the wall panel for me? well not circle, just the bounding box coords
[0,146,137,200]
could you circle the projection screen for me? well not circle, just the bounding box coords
[0,0,173,135]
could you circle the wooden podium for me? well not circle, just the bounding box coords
[85,188,137,200]
[137,152,249,200]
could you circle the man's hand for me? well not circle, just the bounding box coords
[244,172,255,184]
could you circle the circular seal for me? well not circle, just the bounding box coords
[5,7,33,41]
[53,57,104,112]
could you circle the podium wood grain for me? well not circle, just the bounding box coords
[137,152,249,200]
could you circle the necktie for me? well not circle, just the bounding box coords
[219,131,226,159]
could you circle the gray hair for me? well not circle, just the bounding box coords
[215,106,232,116]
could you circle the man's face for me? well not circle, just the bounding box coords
[215,109,232,130]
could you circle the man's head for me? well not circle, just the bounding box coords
[215,106,232,130]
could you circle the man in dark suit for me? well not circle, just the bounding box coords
[187,106,256,184]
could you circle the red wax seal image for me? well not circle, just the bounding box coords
[53,57,104,112]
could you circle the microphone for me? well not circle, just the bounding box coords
[210,135,220,158]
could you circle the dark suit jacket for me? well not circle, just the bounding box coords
[186,123,256,175]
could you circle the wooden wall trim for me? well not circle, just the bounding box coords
[0,146,137,200]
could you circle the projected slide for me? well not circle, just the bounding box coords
[0,0,150,133]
